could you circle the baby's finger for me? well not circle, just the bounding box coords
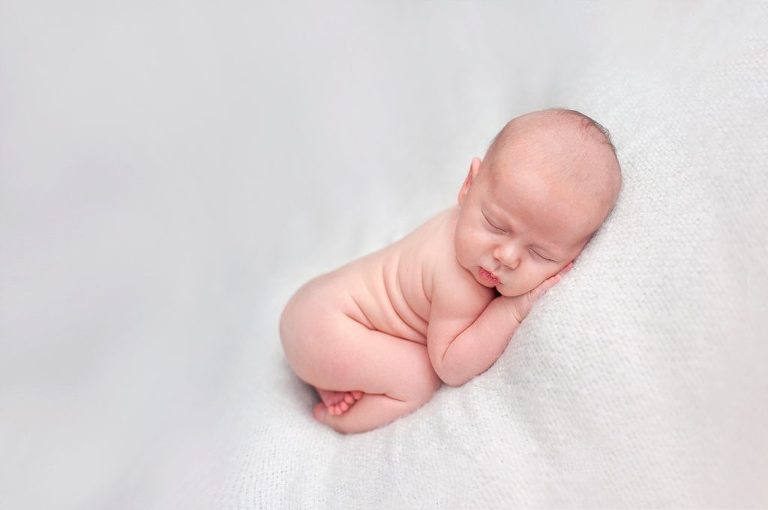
[510,271,564,321]
[536,265,572,293]
[529,275,559,300]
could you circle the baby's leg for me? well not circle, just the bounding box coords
[283,313,441,434]
[313,322,441,434]
[312,393,426,434]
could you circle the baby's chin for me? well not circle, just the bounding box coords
[497,289,528,298]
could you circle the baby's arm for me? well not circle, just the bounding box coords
[427,263,572,387]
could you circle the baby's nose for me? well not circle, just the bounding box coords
[494,243,521,270]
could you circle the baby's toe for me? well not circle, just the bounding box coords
[344,394,355,404]
[352,391,363,400]
[312,403,327,422]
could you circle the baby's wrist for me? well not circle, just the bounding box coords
[493,295,525,324]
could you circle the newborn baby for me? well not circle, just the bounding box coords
[280,108,621,434]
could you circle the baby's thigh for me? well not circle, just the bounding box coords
[281,301,440,402]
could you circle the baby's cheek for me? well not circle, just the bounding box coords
[518,275,545,296]
[454,234,473,264]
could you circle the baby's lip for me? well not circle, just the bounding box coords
[480,267,501,284]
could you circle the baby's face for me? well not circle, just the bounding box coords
[454,156,610,298]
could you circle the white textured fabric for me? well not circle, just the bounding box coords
[1,1,767,509]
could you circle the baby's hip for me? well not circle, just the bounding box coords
[280,276,361,345]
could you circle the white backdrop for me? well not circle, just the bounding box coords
[2,1,767,509]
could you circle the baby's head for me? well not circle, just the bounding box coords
[454,108,621,297]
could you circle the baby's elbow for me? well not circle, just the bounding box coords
[428,341,470,387]
[429,352,456,387]
[442,372,472,388]
[441,376,464,388]
[435,361,470,387]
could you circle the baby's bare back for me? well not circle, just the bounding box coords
[291,206,477,344]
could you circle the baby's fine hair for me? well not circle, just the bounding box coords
[554,108,615,152]
[488,107,617,158]
[485,108,622,219]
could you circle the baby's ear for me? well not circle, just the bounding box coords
[458,158,482,205]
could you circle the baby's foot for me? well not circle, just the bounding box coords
[316,388,364,416]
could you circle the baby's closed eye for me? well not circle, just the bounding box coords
[530,249,556,262]
[482,210,559,263]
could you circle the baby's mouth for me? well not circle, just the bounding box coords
[479,267,500,285]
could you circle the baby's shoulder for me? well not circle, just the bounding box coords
[399,207,459,288]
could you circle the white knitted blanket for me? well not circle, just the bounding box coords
[1,1,766,508]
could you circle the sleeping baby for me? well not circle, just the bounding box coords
[280,108,621,434]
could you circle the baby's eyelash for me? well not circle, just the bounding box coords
[531,250,556,262]
[483,214,505,232]
[483,211,557,262]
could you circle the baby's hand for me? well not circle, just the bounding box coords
[501,262,574,323]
